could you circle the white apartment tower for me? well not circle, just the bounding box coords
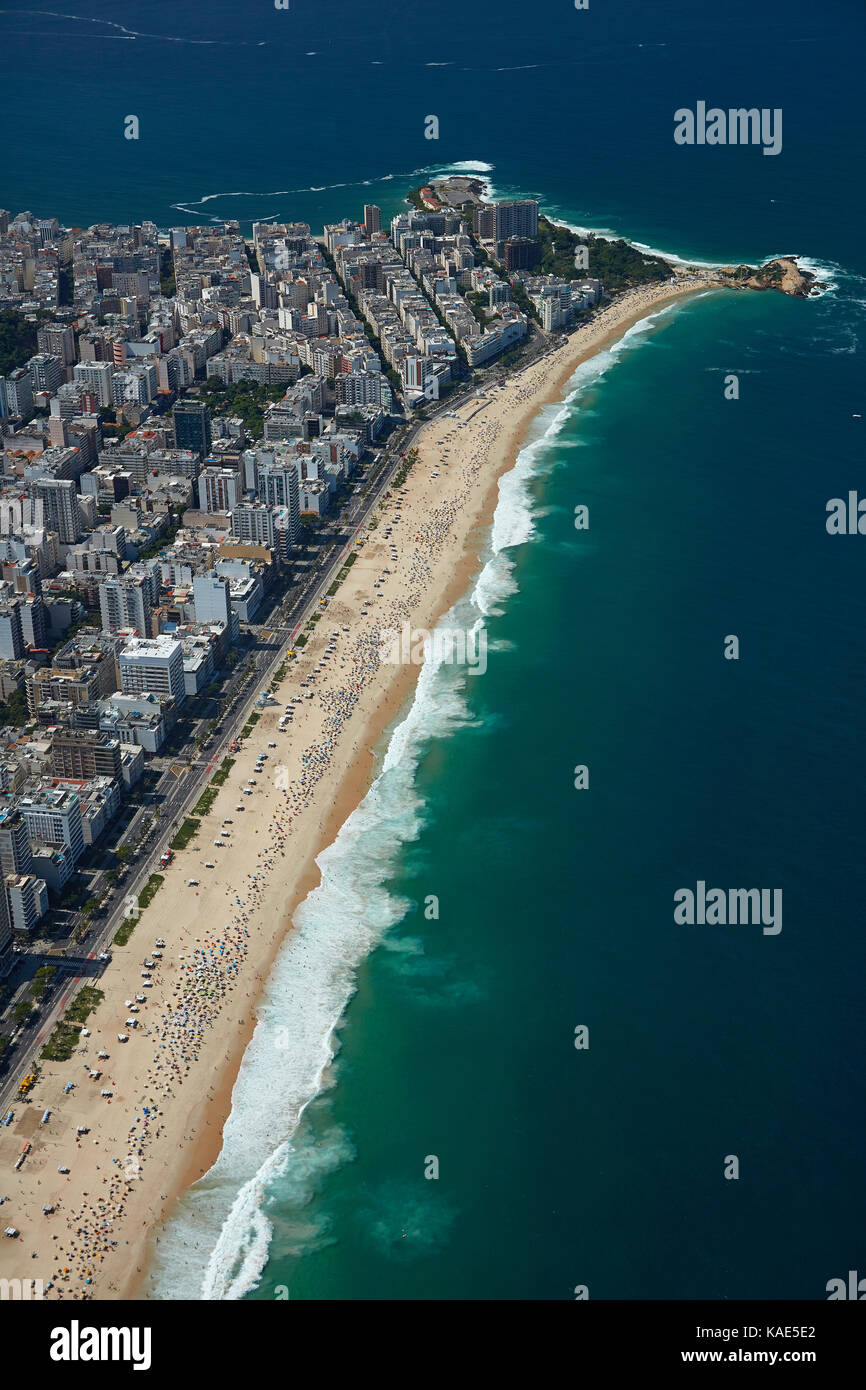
[99,574,153,636]
[119,636,185,704]
[20,788,86,866]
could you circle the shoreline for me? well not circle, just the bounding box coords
[0,273,719,1302]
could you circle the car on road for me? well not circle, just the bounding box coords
[187,878,199,886]
[204,861,215,869]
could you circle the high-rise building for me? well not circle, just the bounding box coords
[36,217,59,246]
[9,559,42,599]
[2,367,34,417]
[255,458,300,542]
[18,595,47,650]
[0,807,34,879]
[20,787,86,866]
[50,729,123,782]
[335,372,392,408]
[99,574,153,636]
[73,361,115,408]
[0,882,11,972]
[5,873,49,936]
[0,599,25,659]
[473,205,497,240]
[250,274,278,310]
[27,649,116,716]
[475,200,540,251]
[173,400,213,457]
[494,199,539,243]
[111,363,158,408]
[198,466,241,514]
[27,353,64,395]
[193,573,232,627]
[230,501,276,548]
[31,477,82,543]
[504,237,542,271]
[37,324,76,367]
[364,204,382,236]
[119,635,185,704]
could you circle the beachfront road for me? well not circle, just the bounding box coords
[0,329,567,1110]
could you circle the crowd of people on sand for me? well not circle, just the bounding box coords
[15,364,544,1300]
[39,920,251,1298]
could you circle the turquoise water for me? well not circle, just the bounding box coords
[145,281,866,1301]
[4,0,863,1302]
[245,287,866,1301]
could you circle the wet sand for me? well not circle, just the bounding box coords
[0,273,717,1300]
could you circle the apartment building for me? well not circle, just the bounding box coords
[20,786,86,865]
[119,635,185,704]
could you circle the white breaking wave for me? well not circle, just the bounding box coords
[147,294,690,1301]
[148,619,478,1300]
[169,161,496,221]
[475,303,686,616]
[542,215,845,296]
[431,160,494,173]
[2,8,265,45]
[546,213,738,269]
[789,256,841,295]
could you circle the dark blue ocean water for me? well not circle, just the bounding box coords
[226,285,865,1303]
[1,0,862,271]
[4,0,864,1300]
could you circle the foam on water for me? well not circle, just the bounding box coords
[148,616,479,1300]
[171,159,496,222]
[147,295,690,1300]
[473,302,685,616]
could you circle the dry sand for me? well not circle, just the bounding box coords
[0,272,718,1300]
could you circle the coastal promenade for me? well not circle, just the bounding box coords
[0,272,715,1301]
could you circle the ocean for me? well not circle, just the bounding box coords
[3,0,864,1301]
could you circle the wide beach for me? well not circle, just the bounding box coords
[0,272,716,1301]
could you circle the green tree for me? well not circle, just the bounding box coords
[0,309,38,376]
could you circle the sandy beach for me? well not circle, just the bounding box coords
[0,271,718,1301]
